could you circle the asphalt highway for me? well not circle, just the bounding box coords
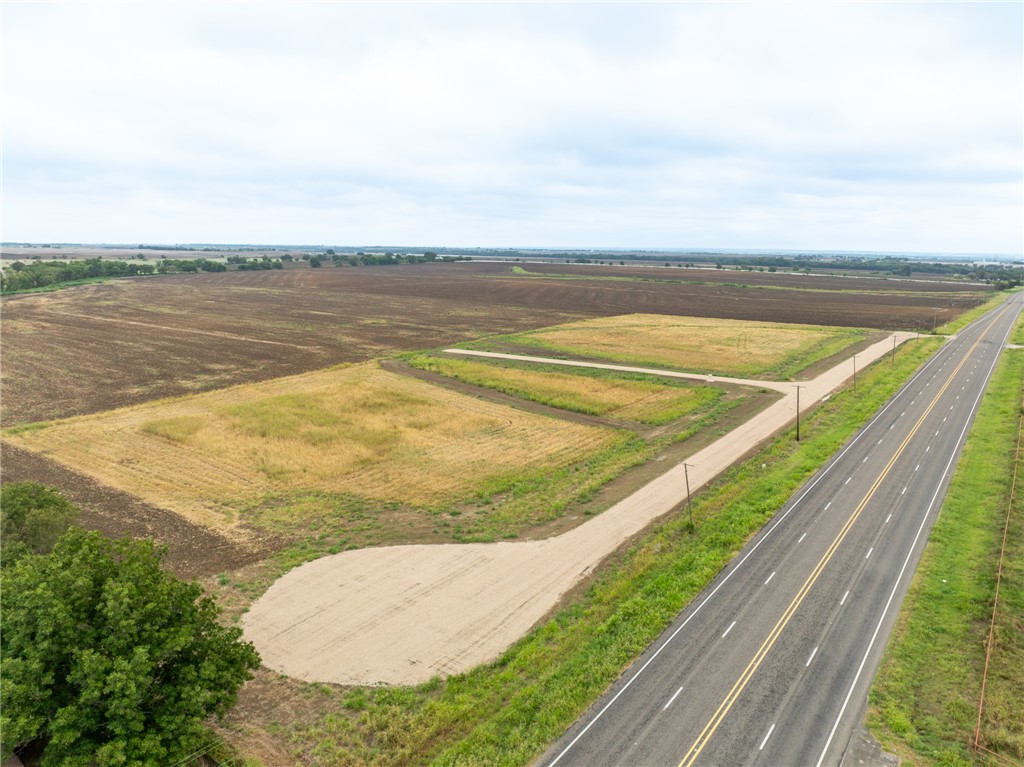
[541,293,1023,767]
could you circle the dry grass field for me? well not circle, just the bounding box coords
[470,313,866,379]
[404,353,722,425]
[4,363,622,536]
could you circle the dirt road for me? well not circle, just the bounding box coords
[242,332,917,686]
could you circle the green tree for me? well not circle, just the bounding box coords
[1,529,260,765]
[1,483,79,566]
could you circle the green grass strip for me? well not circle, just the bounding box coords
[266,338,942,766]
[867,343,1024,765]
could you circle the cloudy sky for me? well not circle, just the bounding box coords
[3,2,1021,253]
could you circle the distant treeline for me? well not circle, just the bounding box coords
[617,253,1021,283]
[322,251,466,267]
[0,251,468,293]
[493,252,1020,288]
[0,257,242,292]
[1,258,156,292]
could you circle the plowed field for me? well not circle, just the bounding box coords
[0,262,987,426]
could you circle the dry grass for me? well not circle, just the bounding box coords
[483,313,864,379]
[4,363,618,533]
[405,354,720,425]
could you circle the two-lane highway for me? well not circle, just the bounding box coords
[542,293,1022,767]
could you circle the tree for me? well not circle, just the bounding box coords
[0,483,79,566]
[1,529,260,765]
[309,256,322,268]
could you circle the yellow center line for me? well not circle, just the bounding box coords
[677,312,1004,767]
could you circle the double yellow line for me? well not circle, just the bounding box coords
[677,317,1000,767]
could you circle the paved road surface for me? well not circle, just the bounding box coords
[541,294,1022,767]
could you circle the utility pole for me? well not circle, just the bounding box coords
[682,462,694,529]
[852,354,858,392]
[795,385,804,442]
[892,335,897,364]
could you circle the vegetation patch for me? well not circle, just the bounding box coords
[4,363,628,535]
[219,338,942,766]
[464,313,865,380]
[868,343,1024,765]
[403,353,722,425]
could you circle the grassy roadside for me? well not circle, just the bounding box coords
[221,338,944,765]
[867,341,1024,765]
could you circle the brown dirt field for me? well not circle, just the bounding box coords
[1,263,986,428]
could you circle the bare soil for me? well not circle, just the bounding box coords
[1,263,984,426]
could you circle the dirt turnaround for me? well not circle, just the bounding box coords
[242,332,915,686]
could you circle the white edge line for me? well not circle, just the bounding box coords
[545,331,954,767]
[663,686,684,711]
[814,298,1020,767]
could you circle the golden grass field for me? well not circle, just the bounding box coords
[4,363,619,533]
[486,313,865,378]
[405,354,721,425]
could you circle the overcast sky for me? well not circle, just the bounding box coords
[3,2,1021,253]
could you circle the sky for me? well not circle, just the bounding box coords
[2,2,1021,254]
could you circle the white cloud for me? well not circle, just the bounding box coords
[2,2,1020,252]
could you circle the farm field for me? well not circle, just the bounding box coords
[0,262,989,426]
[462,313,869,379]
[4,363,646,545]
[402,352,723,425]
[0,261,997,765]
